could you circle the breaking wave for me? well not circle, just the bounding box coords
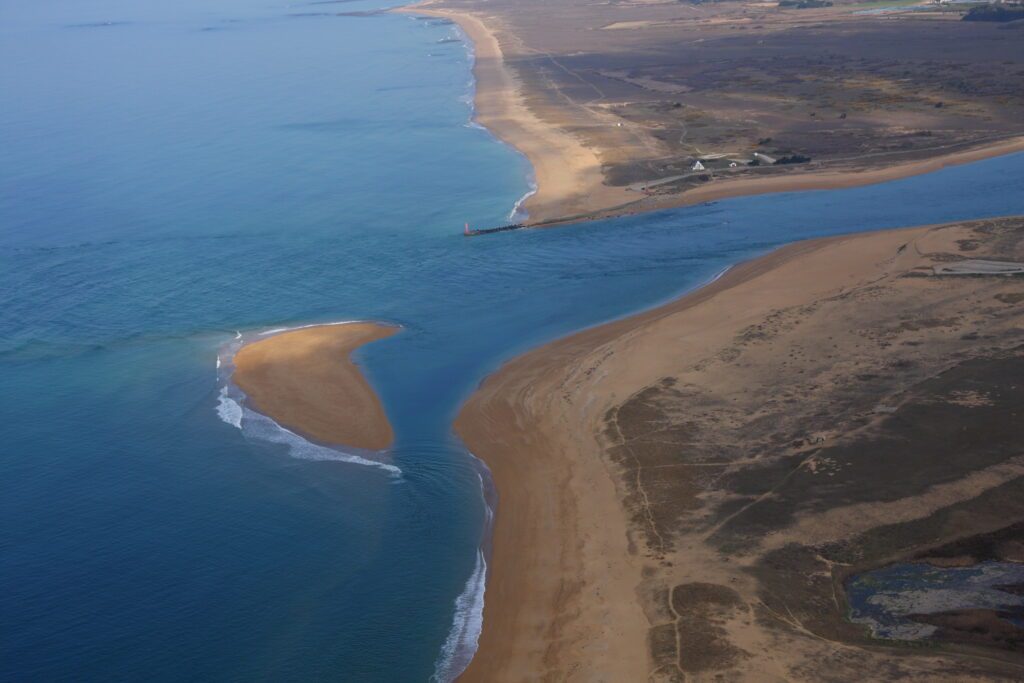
[257,319,364,336]
[432,549,487,682]
[235,403,401,476]
[509,174,538,223]
[215,386,243,429]
[431,467,494,681]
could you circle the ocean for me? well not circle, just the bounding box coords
[2,0,1024,680]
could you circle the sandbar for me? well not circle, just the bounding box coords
[232,323,398,451]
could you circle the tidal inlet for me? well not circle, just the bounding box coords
[2,0,1024,680]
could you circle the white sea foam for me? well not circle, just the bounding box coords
[432,550,487,682]
[215,386,243,429]
[431,471,491,682]
[509,175,538,222]
[214,388,401,476]
[257,320,364,336]
[706,264,732,287]
[239,406,401,476]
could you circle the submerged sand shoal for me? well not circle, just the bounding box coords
[232,323,398,451]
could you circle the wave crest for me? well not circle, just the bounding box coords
[431,468,493,681]
[215,386,243,429]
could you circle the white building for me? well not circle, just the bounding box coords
[692,160,705,171]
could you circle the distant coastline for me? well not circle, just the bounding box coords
[397,3,1024,230]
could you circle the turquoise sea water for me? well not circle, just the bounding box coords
[3,0,1024,680]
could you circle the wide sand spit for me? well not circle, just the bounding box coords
[454,216,1024,680]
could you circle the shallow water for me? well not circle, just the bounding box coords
[3,0,1024,679]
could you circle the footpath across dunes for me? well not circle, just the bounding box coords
[232,323,398,451]
[456,216,1024,681]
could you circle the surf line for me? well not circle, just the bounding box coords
[431,450,496,682]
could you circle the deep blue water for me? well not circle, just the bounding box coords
[3,0,1024,680]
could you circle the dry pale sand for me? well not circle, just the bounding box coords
[232,323,398,451]
[395,3,632,224]
[455,217,1024,680]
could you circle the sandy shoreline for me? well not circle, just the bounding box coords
[398,4,1024,230]
[397,6,1024,677]
[452,216,1024,679]
[452,233,852,681]
[395,3,631,224]
[232,322,398,451]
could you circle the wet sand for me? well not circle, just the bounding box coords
[232,323,398,451]
[456,217,1024,680]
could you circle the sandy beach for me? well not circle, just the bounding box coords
[396,6,1024,676]
[454,233,856,681]
[232,323,398,451]
[456,216,1024,680]
[396,3,632,224]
